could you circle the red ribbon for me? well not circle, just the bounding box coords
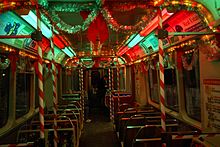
[141,61,148,73]
[34,60,40,77]
[80,11,109,44]
[46,62,52,70]
[176,48,183,70]
[8,52,18,75]
[55,64,61,78]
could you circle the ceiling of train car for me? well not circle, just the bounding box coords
[43,0,158,64]
[1,0,219,67]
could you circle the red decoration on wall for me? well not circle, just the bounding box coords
[176,48,183,70]
[141,61,148,73]
[34,60,40,76]
[80,11,109,44]
[8,52,18,75]
[56,64,61,78]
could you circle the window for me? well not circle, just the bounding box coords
[16,72,31,118]
[182,49,201,120]
[149,58,159,103]
[119,67,125,90]
[62,68,80,93]
[164,68,179,111]
[0,60,10,127]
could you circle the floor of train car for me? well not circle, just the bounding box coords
[79,93,121,147]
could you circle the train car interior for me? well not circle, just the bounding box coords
[0,0,220,146]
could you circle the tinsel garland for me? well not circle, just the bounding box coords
[39,0,48,8]
[44,1,208,35]
[99,60,111,68]
[49,3,95,12]
[163,1,210,26]
[44,3,155,34]
[0,58,10,70]
[101,7,154,33]
[82,60,95,68]
[108,3,148,12]
[181,50,197,71]
[51,9,99,34]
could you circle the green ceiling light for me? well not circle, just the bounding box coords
[67,47,76,56]
[125,34,137,44]
[21,10,52,39]
[81,57,92,62]
[140,32,158,54]
[128,34,144,48]
[63,47,75,57]
[45,46,65,63]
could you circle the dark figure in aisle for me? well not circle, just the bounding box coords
[97,75,108,107]
[97,75,110,119]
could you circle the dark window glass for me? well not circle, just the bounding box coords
[0,62,10,127]
[182,50,201,120]
[16,72,31,118]
[62,68,80,93]
[149,64,159,103]
[164,68,179,111]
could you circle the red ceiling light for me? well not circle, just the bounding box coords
[52,35,66,49]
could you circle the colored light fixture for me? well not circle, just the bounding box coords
[128,34,144,48]
[63,46,76,57]
[21,10,52,38]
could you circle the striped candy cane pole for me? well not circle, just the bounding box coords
[158,7,166,141]
[108,68,112,120]
[79,66,84,121]
[36,3,44,142]
[81,68,84,122]
[50,27,58,147]
[117,57,120,111]
[111,66,115,119]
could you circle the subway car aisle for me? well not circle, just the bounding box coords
[79,107,121,147]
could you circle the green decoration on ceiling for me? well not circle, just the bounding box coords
[48,5,155,34]
[38,0,48,8]
[49,3,96,12]
[51,9,99,34]
[101,7,155,33]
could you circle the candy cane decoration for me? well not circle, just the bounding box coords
[81,67,85,122]
[36,3,45,141]
[50,27,58,147]
[158,7,166,144]
[116,57,120,111]
[79,66,84,121]
[111,66,115,119]
[108,68,112,120]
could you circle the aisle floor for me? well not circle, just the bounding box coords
[79,107,121,147]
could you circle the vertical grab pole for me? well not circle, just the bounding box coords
[50,27,58,147]
[36,2,45,145]
[158,7,166,146]
[79,65,84,121]
[116,57,120,111]
[108,68,112,120]
[81,67,84,122]
[111,66,114,120]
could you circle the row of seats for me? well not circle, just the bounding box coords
[107,91,217,147]
[15,93,83,147]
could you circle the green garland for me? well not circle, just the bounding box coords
[39,0,211,40]
[48,4,154,34]
[51,9,98,34]
[49,3,95,12]
[101,7,156,33]
[39,0,48,8]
